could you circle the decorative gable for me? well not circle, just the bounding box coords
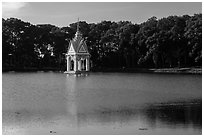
[67,28,89,55]
[68,44,75,53]
[78,44,87,53]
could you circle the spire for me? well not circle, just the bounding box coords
[74,18,82,41]
[77,17,79,32]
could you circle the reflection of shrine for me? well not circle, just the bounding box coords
[65,20,90,74]
[65,76,78,130]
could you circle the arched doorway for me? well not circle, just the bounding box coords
[70,60,74,71]
[81,59,86,71]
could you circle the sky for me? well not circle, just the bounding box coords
[2,2,202,27]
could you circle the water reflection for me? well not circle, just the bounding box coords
[64,74,90,129]
[65,75,78,127]
[2,72,202,134]
[74,100,201,134]
[64,75,201,134]
[145,101,202,128]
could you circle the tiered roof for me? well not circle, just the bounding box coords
[67,21,89,54]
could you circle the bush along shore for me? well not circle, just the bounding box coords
[2,67,64,72]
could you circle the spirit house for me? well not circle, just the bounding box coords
[65,21,90,74]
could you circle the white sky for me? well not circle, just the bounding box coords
[2,2,202,27]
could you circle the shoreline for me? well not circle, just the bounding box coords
[2,67,202,75]
[91,67,202,75]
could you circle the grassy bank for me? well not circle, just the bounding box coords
[92,67,202,74]
[3,67,202,74]
[148,68,202,74]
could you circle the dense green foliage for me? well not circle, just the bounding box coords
[2,14,202,71]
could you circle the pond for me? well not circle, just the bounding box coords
[2,72,202,134]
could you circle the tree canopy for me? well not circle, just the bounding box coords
[2,14,202,71]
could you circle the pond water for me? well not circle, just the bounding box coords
[2,72,202,135]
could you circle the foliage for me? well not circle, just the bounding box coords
[2,14,202,71]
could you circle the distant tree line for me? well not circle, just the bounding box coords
[2,14,202,71]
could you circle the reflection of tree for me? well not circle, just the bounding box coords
[74,100,201,130]
[145,101,202,128]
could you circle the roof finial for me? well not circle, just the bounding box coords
[77,17,79,32]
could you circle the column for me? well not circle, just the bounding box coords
[86,57,90,71]
[74,56,78,72]
[78,59,81,71]
[67,56,70,72]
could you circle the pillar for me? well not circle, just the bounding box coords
[74,56,78,71]
[86,56,90,71]
[78,59,82,71]
[67,55,70,72]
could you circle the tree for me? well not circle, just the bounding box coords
[136,16,158,67]
[2,14,202,71]
[184,14,202,66]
